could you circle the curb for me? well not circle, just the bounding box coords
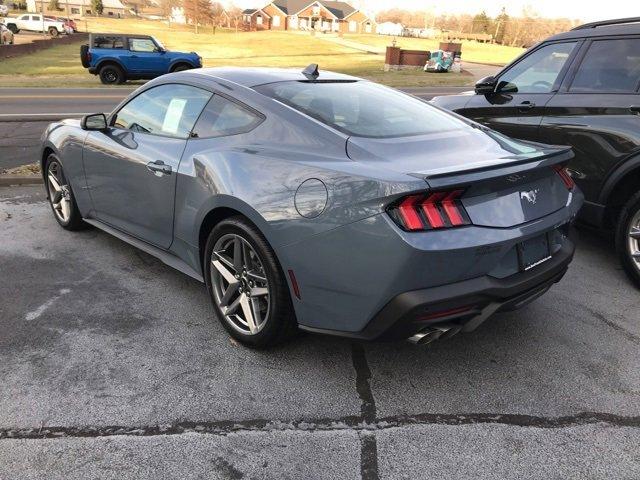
[0,176,43,187]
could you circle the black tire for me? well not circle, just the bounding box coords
[7,24,18,34]
[171,63,191,73]
[616,191,640,289]
[44,154,87,231]
[48,27,59,37]
[204,216,298,348]
[99,63,126,85]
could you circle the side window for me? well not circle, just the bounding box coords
[497,42,577,94]
[192,95,264,138]
[570,39,640,93]
[112,84,212,139]
[93,35,125,49]
[129,38,156,52]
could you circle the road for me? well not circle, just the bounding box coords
[0,185,639,478]
[0,86,472,172]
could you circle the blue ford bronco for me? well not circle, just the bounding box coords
[80,33,202,84]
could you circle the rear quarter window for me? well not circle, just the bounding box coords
[92,35,125,49]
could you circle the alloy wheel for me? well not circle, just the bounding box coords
[47,160,72,223]
[627,209,640,271]
[210,234,271,335]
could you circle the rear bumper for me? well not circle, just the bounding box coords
[88,67,97,74]
[300,234,574,341]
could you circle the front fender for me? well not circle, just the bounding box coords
[599,153,640,205]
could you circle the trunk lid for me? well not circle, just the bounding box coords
[347,128,574,228]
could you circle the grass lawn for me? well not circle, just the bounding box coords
[0,18,478,87]
[342,34,524,66]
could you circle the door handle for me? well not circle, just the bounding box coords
[146,160,172,176]
[517,101,536,112]
[629,105,640,114]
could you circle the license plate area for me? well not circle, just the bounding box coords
[517,232,552,271]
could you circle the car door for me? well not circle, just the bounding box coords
[124,37,168,75]
[540,36,640,213]
[82,84,212,248]
[459,41,580,142]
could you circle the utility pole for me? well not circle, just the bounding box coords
[41,0,46,37]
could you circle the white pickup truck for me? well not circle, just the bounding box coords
[3,14,66,37]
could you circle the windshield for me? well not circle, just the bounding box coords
[255,80,465,138]
[153,36,166,50]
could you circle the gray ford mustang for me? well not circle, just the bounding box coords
[40,66,583,347]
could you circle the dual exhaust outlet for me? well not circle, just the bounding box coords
[407,322,462,346]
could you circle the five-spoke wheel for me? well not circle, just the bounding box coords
[211,233,271,335]
[205,217,297,347]
[45,154,85,230]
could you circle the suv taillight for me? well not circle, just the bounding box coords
[388,189,471,231]
[553,165,575,190]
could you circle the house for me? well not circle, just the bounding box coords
[243,0,374,34]
[27,0,126,17]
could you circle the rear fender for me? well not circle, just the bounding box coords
[598,153,640,206]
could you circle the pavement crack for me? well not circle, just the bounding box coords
[1,412,639,441]
[351,342,380,480]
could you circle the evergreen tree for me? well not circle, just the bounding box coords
[92,0,104,15]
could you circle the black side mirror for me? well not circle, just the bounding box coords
[81,113,108,131]
[474,76,496,95]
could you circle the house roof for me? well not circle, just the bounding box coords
[242,8,257,14]
[269,0,358,20]
[48,0,125,9]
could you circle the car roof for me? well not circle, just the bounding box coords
[188,67,360,87]
[546,22,640,42]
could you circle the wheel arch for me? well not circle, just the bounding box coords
[599,154,640,228]
[195,197,284,274]
[41,145,57,185]
[169,60,195,72]
[95,58,126,72]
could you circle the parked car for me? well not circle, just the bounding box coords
[3,13,65,36]
[46,16,77,34]
[80,33,202,84]
[431,17,640,288]
[0,4,9,16]
[0,23,13,44]
[40,66,583,347]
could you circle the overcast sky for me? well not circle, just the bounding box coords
[235,0,637,22]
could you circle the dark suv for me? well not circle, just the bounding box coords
[431,17,640,287]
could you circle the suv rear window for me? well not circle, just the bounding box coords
[92,35,124,49]
[255,81,464,138]
[570,38,640,93]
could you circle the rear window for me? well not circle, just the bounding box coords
[255,81,465,138]
[92,35,125,49]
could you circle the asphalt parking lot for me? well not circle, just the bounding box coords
[1,185,639,479]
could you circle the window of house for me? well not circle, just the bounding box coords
[107,11,113,15]
[496,41,577,94]
[86,9,91,14]
[312,5,320,15]
[192,95,264,138]
[71,8,80,14]
[570,38,640,93]
[112,84,212,138]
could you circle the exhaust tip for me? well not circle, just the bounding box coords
[408,323,460,346]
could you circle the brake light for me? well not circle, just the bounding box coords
[553,165,575,190]
[87,52,92,62]
[388,189,470,231]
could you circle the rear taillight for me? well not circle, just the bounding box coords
[87,52,92,62]
[388,189,471,231]
[553,165,575,190]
